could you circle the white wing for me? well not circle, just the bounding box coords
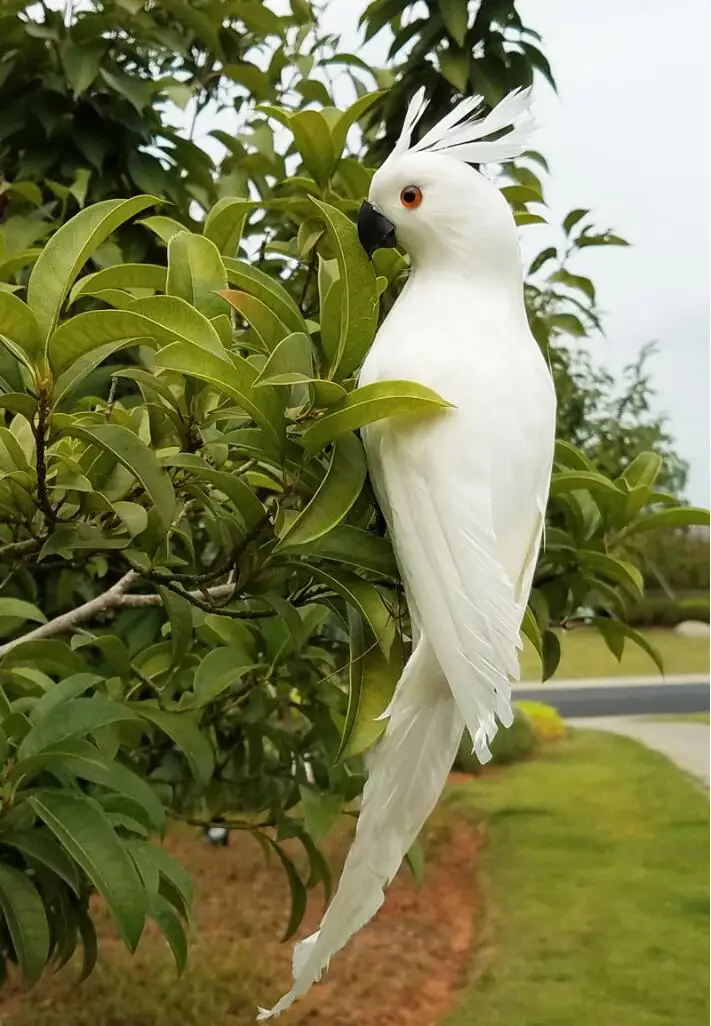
[363,370,553,758]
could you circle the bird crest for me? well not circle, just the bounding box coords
[387,86,535,167]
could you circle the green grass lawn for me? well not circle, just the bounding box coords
[520,627,710,681]
[441,731,709,1026]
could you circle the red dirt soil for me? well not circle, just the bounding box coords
[0,809,482,1026]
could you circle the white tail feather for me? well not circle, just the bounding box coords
[387,85,534,168]
[257,639,464,1019]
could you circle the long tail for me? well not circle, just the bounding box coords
[257,638,464,1019]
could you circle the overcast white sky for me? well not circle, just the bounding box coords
[317,0,710,504]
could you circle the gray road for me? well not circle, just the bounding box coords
[514,681,709,718]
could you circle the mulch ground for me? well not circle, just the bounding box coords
[0,791,482,1026]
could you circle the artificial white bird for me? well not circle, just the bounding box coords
[258,86,556,1019]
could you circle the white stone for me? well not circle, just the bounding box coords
[675,620,710,637]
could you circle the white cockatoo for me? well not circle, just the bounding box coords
[259,86,556,1019]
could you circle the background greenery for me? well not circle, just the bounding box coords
[0,0,707,990]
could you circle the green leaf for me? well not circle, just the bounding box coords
[439,47,470,93]
[59,424,176,533]
[218,289,289,353]
[47,309,174,376]
[203,198,253,255]
[0,292,42,364]
[0,639,86,676]
[514,212,547,227]
[266,838,307,941]
[286,524,396,576]
[299,786,341,844]
[1,829,81,896]
[540,629,561,681]
[160,588,193,668]
[501,184,544,206]
[328,92,384,159]
[70,263,167,304]
[0,598,45,624]
[339,611,400,759]
[590,618,664,675]
[29,790,146,951]
[548,313,587,337]
[100,67,153,114]
[60,39,104,94]
[0,864,50,986]
[18,696,139,759]
[253,331,312,385]
[137,706,214,785]
[278,434,366,549]
[563,208,589,235]
[27,196,156,341]
[163,453,265,531]
[549,270,595,303]
[437,0,469,45]
[156,341,284,449]
[29,673,102,722]
[623,506,710,537]
[550,470,622,500]
[579,552,644,599]
[223,257,307,335]
[128,295,227,358]
[528,246,557,275]
[166,232,227,320]
[618,452,663,490]
[223,61,273,100]
[192,649,254,707]
[554,440,598,472]
[154,0,222,51]
[521,606,542,658]
[296,563,396,657]
[150,893,188,974]
[76,905,98,981]
[310,198,379,377]
[127,840,192,915]
[302,380,453,450]
[594,617,625,661]
[139,216,186,245]
[259,105,336,185]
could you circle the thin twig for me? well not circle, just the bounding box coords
[0,539,40,560]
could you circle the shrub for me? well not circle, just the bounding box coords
[625,592,710,627]
[454,710,538,774]
[514,700,567,742]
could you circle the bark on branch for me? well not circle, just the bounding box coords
[0,576,240,658]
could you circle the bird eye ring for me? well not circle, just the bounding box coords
[400,185,423,209]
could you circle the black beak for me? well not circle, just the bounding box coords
[357,200,397,259]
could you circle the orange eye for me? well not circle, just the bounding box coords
[400,185,423,209]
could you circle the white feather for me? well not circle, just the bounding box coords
[390,85,429,157]
[390,85,534,169]
[257,643,464,1018]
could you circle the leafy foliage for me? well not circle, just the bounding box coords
[0,0,707,991]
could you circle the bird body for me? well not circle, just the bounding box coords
[259,87,556,1020]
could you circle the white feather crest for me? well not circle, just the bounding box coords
[388,85,534,165]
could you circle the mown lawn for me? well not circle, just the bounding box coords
[519,627,710,680]
[442,731,709,1026]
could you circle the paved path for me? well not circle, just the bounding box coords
[514,681,709,718]
[569,716,710,785]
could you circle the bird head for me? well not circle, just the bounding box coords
[358,88,535,277]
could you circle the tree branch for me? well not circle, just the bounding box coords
[0,571,140,657]
[0,578,277,658]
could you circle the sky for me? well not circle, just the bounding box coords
[316,0,710,505]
